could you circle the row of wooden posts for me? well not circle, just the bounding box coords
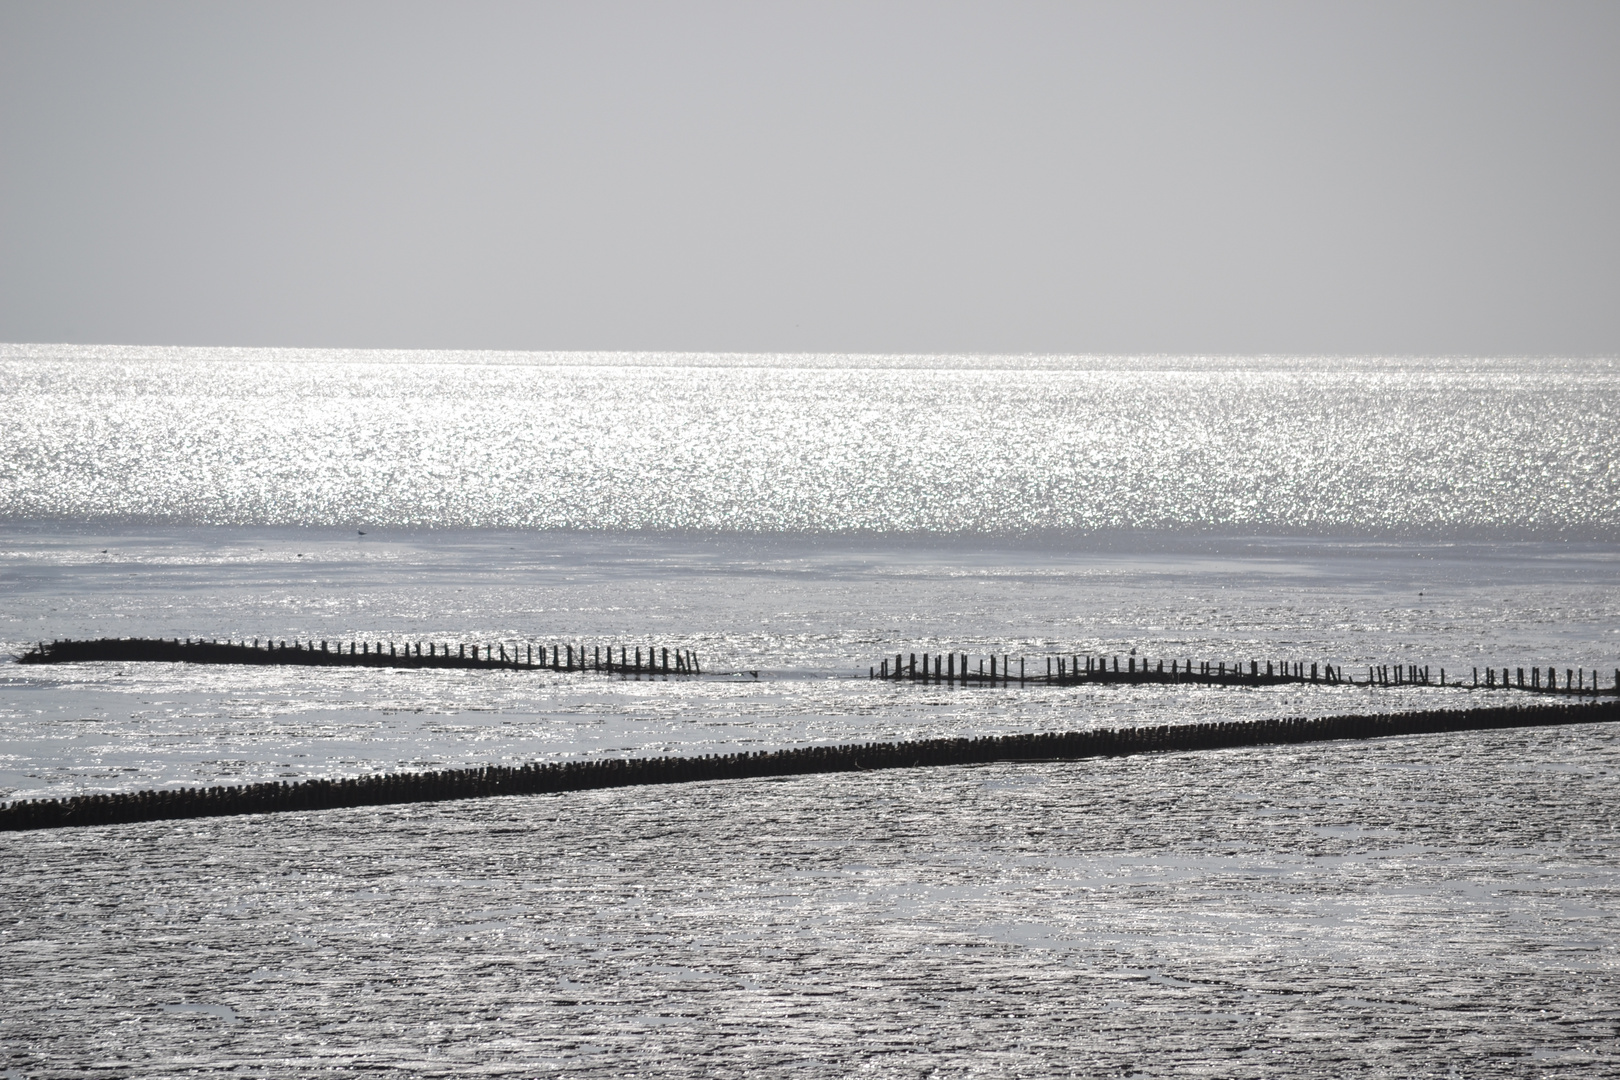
[19,637,700,676]
[872,653,1348,686]
[15,639,1618,696]
[872,652,1620,696]
[5,699,1616,831]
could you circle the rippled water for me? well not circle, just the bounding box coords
[3,348,1617,1075]
[5,729,1618,1077]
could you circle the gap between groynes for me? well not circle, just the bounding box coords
[4,701,1616,833]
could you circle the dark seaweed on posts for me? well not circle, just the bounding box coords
[19,637,701,676]
[3,700,1616,832]
[870,652,1620,697]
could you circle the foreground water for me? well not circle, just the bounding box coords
[5,728,1617,1077]
[2,350,1617,1074]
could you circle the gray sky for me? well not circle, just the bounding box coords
[1,1,1615,355]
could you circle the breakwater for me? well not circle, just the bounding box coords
[18,637,700,676]
[873,651,1619,695]
[3,700,1614,832]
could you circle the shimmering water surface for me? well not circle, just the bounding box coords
[4,347,1617,536]
[2,349,1618,1076]
[6,730,1618,1078]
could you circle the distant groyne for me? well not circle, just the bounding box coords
[872,651,1619,696]
[18,637,700,676]
[4,700,1615,832]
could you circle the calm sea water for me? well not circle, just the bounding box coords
[2,347,1617,1076]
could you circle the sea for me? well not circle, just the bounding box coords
[2,346,1617,1076]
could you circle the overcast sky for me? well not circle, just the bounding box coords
[1,1,1615,355]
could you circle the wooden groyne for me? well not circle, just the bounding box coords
[871,652,1620,696]
[17,637,701,676]
[3,700,1615,832]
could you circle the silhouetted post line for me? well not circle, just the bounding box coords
[867,650,1618,698]
[5,699,1615,833]
[18,638,701,678]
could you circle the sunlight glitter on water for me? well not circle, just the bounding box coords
[3,348,1616,538]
